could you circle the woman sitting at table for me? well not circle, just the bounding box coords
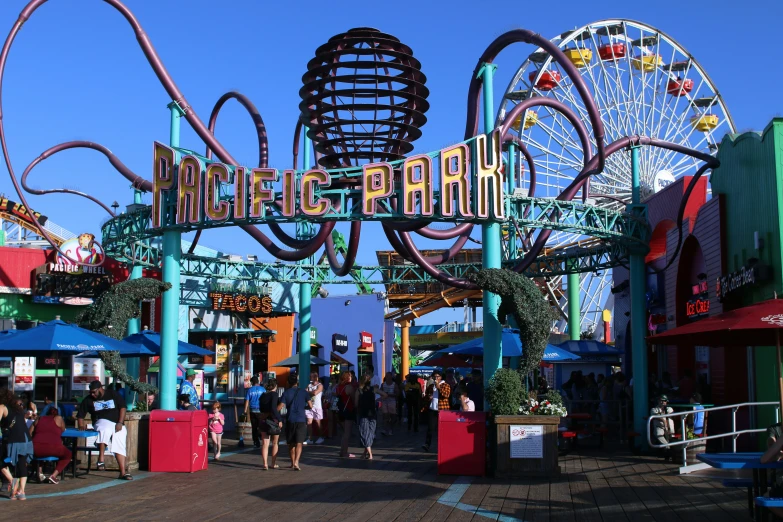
[761,423,783,517]
[30,407,71,484]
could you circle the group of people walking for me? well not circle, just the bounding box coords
[232,366,482,468]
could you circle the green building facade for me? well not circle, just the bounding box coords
[711,118,783,430]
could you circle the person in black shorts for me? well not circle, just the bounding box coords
[282,373,310,471]
[259,378,283,470]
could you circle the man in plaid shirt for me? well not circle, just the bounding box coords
[422,370,451,452]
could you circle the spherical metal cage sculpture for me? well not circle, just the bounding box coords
[299,27,430,169]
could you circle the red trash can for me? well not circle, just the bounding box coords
[149,410,209,472]
[437,411,486,476]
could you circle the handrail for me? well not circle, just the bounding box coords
[647,401,780,458]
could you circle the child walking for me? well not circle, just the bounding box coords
[209,402,225,460]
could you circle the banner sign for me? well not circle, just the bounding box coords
[216,344,229,385]
[150,131,505,230]
[72,357,103,390]
[208,292,273,315]
[716,264,766,302]
[332,333,348,354]
[359,331,373,350]
[14,357,34,391]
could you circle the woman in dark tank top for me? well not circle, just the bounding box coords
[0,389,33,499]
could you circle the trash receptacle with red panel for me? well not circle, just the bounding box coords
[437,411,486,476]
[149,410,209,472]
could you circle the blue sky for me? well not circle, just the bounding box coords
[0,0,779,324]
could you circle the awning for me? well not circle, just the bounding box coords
[556,340,620,354]
[272,354,331,367]
[647,298,783,346]
[330,352,353,367]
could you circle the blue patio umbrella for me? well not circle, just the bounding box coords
[0,320,141,405]
[122,330,214,357]
[438,328,581,362]
[0,320,135,354]
[556,340,620,355]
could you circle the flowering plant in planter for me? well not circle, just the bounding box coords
[519,398,568,417]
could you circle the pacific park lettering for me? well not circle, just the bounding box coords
[151,131,505,228]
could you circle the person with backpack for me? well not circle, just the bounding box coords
[356,375,378,459]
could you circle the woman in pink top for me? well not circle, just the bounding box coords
[208,402,225,460]
[30,408,71,484]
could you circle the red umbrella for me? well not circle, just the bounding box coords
[648,297,783,412]
[423,354,477,368]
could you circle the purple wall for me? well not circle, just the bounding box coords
[311,294,388,378]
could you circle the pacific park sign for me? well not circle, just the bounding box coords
[151,131,506,230]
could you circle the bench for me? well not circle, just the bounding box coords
[723,478,753,516]
[32,456,61,483]
[755,496,783,521]
[76,445,98,474]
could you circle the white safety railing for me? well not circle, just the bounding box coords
[439,322,483,333]
[647,401,781,473]
[43,219,76,241]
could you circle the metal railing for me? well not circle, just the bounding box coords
[564,398,632,434]
[438,322,483,333]
[647,401,781,471]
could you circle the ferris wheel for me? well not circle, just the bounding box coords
[497,19,735,335]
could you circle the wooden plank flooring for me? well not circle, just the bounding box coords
[0,428,752,520]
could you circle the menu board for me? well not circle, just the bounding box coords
[72,357,103,391]
[14,357,34,391]
[216,345,229,385]
[510,424,544,458]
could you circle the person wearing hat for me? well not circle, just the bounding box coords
[178,369,200,411]
[77,380,132,480]
[650,394,674,461]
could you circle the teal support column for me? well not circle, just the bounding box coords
[125,190,143,410]
[299,284,312,383]
[629,145,649,445]
[127,190,144,339]
[568,272,580,340]
[298,129,312,383]
[478,62,502,396]
[160,102,183,411]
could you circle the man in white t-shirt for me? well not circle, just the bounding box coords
[368,366,381,388]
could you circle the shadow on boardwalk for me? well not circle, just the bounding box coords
[0,429,752,521]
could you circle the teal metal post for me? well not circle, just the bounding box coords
[298,130,312,383]
[479,63,502,396]
[629,145,649,444]
[568,272,580,340]
[126,189,144,340]
[160,102,183,411]
[125,189,144,410]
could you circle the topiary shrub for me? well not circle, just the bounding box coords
[77,277,171,395]
[468,269,557,376]
[486,367,524,415]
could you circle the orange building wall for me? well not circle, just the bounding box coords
[251,314,295,388]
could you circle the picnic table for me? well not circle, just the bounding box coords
[61,428,99,479]
[697,452,783,520]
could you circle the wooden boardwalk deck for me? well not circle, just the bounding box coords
[1,429,751,520]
